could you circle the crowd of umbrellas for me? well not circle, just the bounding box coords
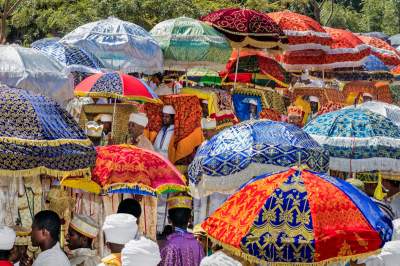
[1,7,400,265]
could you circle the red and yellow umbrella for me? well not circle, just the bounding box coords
[75,71,161,103]
[202,168,393,265]
[92,145,187,196]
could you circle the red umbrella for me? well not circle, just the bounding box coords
[75,71,161,103]
[268,10,331,51]
[358,35,400,68]
[201,8,287,49]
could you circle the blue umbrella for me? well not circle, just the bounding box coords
[304,108,400,173]
[0,85,96,178]
[389,34,400,47]
[31,38,104,73]
[189,120,329,196]
[61,17,163,74]
[363,55,389,72]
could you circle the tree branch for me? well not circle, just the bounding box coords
[324,0,334,25]
[5,0,25,17]
[318,0,328,9]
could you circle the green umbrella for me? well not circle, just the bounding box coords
[150,17,232,71]
[186,68,222,85]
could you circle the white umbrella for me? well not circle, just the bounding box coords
[0,45,74,105]
[61,17,163,74]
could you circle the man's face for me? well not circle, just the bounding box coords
[128,122,145,139]
[101,122,112,134]
[201,103,208,117]
[288,115,302,127]
[31,224,44,247]
[310,101,319,113]
[363,96,373,102]
[249,104,257,114]
[162,113,173,126]
[66,227,83,250]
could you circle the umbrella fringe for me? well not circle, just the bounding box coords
[0,136,93,147]
[0,167,92,179]
[74,91,162,104]
[104,182,187,195]
[205,234,381,266]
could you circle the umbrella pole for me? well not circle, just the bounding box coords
[233,47,240,90]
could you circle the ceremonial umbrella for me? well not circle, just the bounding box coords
[304,108,400,173]
[389,33,400,47]
[0,45,74,105]
[358,35,400,68]
[201,8,287,49]
[31,38,104,73]
[185,68,222,86]
[344,101,400,127]
[268,10,332,51]
[92,145,187,196]
[361,31,390,42]
[75,71,160,103]
[150,17,231,71]
[0,85,96,179]
[202,168,393,265]
[61,17,163,74]
[189,120,329,196]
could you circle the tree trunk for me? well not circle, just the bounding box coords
[0,16,6,44]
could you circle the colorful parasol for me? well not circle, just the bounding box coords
[268,10,331,51]
[61,17,163,74]
[75,71,160,103]
[189,120,329,196]
[0,45,74,105]
[221,49,291,87]
[150,17,231,71]
[185,68,222,86]
[201,8,287,49]
[358,35,400,68]
[0,85,96,178]
[389,33,400,47]
[304,108,400,173]
[92,145,187,196]
[31,38,104,73]
[202,168,393,265]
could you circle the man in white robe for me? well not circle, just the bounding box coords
[154,105,175,160]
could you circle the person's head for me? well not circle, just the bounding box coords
[363,92,373,102]
[86,121,103,145]
[162,105,175,127]
[167,195,192,229]
[309,96,319,113]
[117,198,142,221]
[201,100,209,117]
[121,237,161,266]
[102,214,138,253]
[383,179,400,198]
[248,99,258,115]
[31,210,60,248]
[287,106,304,127]
[100,114,113,134]
[128,113,148,139]
[0,226,16,260]
[66,214,98,250]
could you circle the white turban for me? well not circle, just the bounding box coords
[0,226,16,250]
[100,114,113,122]
[248,99,257,106]
[129,113,148,127]
[309,96,319,103]
[122,237,161,266]
[200,251,242,266]
[102,214,137,245]
[363,92,373,98]
[162,105,175,115]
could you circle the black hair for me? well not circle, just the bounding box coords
[168,208,191,228]
[33,210,61,241]
[117,198,142,219]
[0,250,10,260]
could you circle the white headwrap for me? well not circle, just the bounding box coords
[309,96,319,103]
[363,92,373,98]
[100,114,113,122]
[162,105,176,115]
[122,237,161,266]
[200,251,242,266]
[129,113,148,127]
[248,99,257,106]
[0,226,16,250]
[102,214,137,245]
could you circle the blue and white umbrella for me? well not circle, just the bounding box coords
[304,108,400,173]
[189,119,329,196]
[61,17,163,74]
[31,38,104,73]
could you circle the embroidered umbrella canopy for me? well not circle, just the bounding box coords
[358,35,400,68]
[268,10,331,51]
[185,68,222,86]
[344,101,400,127]
[202,168,393,265]
[61,17,163,74]
[304,108,400,173]
[189,120,329,196]
[201,8,287,49]
[31,38,104,73]
[0,85,96,178]
[389,34,400,47]
[361,31,390,42]
[150,17,231,71]
[75,71,160,103]
[0,45,74,105]
[92,145,187,196]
